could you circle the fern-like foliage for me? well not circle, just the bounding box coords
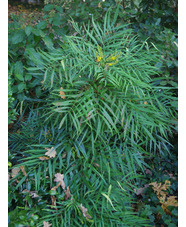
[9,9,177,226]
[27,9,177,155]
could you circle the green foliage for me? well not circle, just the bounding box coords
[43,0,119,27]
[135,147,178,226]
[8,1,177,226]
[8,4,68,112]
[9,141,149,226]
[8,74,18,124]
[122,0,178,84]
[29,11,177,155]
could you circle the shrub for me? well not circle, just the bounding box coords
[30,9,177,154]
[8,9,177,226]
[121,0,178,85]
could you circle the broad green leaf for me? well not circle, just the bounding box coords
[43,4,54,12]
[32,29,45,37]
[25,74,32,81]
[14,61,24,81]
[36,21,47,30]
[25,26,32,36]
[53,13,61,26]
[11,30,25,44]
[55,5,63,13]
[18,83,26,91]
[43,36,54,49]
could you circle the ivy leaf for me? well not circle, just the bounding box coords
[45,147,57,158]
[54,173,65,190]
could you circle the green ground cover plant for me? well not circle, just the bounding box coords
[8,1,178,226]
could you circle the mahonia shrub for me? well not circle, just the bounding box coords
[29,9,177,158]
[9,9,177,226]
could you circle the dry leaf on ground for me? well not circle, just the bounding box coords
[39,156,50,160]
[93,163,100,168]
[134,185,149,195]
[62,152,67,158]
[51,195,57,207]
[43,221,52,227]
[45,147,57,158]
[167,173,176,180]
[54,173,65,190]
[20,166,27,177]
[149,181,169,197]
[30,192,39,198]
[22,189,39,198]
[163,196,178,207]
[11,167,20,178]
[78,203,92,219]
[65,186,71,200]
[51,182,61,191]
[145,168,153,176]
[59,87,65,99]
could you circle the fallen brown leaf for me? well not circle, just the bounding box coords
[45,147,57,158]
[22,189,29,193]
[93,163,100,168]
[51,195,57,207]
[78,203,92,219]
[39,156,50,160]
[22,189,39,198]
[43,221,52,227]
[65,186,71,200]
[30,192,39,198]
[62,152,67,158]
[59,87,65,99]
[51,182,61,191]
[145,168,153,176]
[163,196,178,207]
[54,173,65,190]
[11,167,20,178]
[98,2,101,8]
[20,166,27,177]
[134,185,149,195]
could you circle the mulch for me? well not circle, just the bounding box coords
[8,3,44,25]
